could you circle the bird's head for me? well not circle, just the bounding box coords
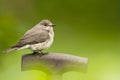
[40,19,56,28]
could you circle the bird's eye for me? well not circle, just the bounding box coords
[44,23,48,26]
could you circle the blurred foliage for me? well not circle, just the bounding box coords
[0,0,120,80]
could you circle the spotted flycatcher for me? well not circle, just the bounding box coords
[4,19,55,53]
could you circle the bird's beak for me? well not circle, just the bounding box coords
[51,24,56,27]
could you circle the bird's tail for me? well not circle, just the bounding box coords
[2,47,18,53]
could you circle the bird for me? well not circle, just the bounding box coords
[4,19,56,54]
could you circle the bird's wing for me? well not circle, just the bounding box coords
[12,29,49,48]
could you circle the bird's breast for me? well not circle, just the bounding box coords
[30,30,54,51]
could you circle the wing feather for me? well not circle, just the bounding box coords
[12,29,49,48]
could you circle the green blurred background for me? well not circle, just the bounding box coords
[0,0,119,80]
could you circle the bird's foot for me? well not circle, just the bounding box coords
[33,51,39,54]
[32,51,48,56]
[39,51,49,55]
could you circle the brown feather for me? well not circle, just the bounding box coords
[12,27,49,48]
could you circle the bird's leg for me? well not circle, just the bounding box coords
[39,50,44,54]
[39,50,48,55]
[33,50,39,54]
[40,50,49,55]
